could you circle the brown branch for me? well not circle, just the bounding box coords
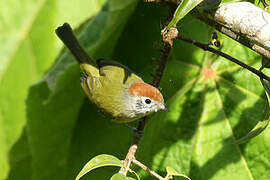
[119,145,137,176]
[119,145,166,179]
[133,0,178,143]
[133,37,173,143]
[121,2,270,179]
[152,43,172,86]
[177,34,270,82]
[195,2,270,59]
[133,117,147,144]
[120,32,173,178]
[119,4,178,179]
[192,10,270,59]
[132,159,165,180]
[147,1,270,59]
[133,26,177,144]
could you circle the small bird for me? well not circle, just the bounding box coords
[55,23,166,123]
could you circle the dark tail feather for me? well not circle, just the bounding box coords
[55,23,92,64]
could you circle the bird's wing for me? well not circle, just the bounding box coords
[96,58,142,84]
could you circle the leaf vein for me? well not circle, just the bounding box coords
[212,79,255,180]
[0,0,46,82]
[217,76,265,101]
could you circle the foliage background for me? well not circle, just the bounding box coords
[1,0,270,179]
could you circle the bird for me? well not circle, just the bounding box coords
[55,23,166,123]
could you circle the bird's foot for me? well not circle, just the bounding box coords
[124,123,144,139]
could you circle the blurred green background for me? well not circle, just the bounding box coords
[1,0,270,179]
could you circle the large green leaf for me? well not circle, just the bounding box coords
[75,154,122,180]
[0,0,103,179]
[136,15,270,179]
[165,166,191,180]
[25,0,139,180]
[110,173,136,180]
[64,3,169,180]
[254,0,270,12]
[167,0,204,29]
[4,1,270,180]
[235,78,270,144]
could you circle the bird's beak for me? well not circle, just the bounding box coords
[160,104,169,112]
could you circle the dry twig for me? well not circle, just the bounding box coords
[120,5,178,179]
[177,34,270,81]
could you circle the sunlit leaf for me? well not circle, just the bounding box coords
[254,0,270,12]
[76,154,122,180]
[165,166,191,180]
[137,16,270,180]
[110,173,136,180]
[128,169,141,180]
[236,78,270,144]
[4,1,270,180]
[167,0,204,29]
[0,0,103,178]
[17,0,139,179]
[261,56,270,69]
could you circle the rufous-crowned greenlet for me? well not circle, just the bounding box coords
[55,23,166,123]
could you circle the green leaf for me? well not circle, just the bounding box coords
[0,0,103,179]
[76,154,122,180]
[110,173,136,180]
[24,0,139,179]
[254,0,270,12]
[128,169,141,180]
[5,1,270,180]
[261,56,270,69]
[167,0,204,29]
[235,78,270,144]
[137,16,270,180]
[198,0,221,10]
[165,166,191,180]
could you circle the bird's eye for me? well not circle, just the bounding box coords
[145,99,151,104]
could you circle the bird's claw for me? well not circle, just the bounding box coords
[124,124,144,139]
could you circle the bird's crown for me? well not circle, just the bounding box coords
[128,81,164,103]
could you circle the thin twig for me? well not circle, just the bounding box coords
[152,42,173,86]
[177,35,270,82]
[120,5,177,179]
[133,4,177,144]
[193,11,270,59]
[133,117,147,144]
[132,159,165,180]
[133,27,177,144]
[147,1,270,59]
[133,40,173,143]
[120,35,173,178]
[119,145,137,175]
[133,42,172,143]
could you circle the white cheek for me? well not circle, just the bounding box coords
[122,95,158,118]
[123,95,143,117]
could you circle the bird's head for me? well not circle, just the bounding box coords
[124,81,166,119]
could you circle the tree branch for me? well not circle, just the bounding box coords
[120,5,178,179]
[119,145,137,176]
[132,159,165,180]
[177,34,270,81]
[120,27,175,179]
[146,1,270,59]
[133,26,178,144]
[194,2,270,59]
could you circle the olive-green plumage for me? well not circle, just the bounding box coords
[56,23,165,123]
[80,62,142,121]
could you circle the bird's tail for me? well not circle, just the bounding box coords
[56,23,99,78]
[55,23,92,64]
